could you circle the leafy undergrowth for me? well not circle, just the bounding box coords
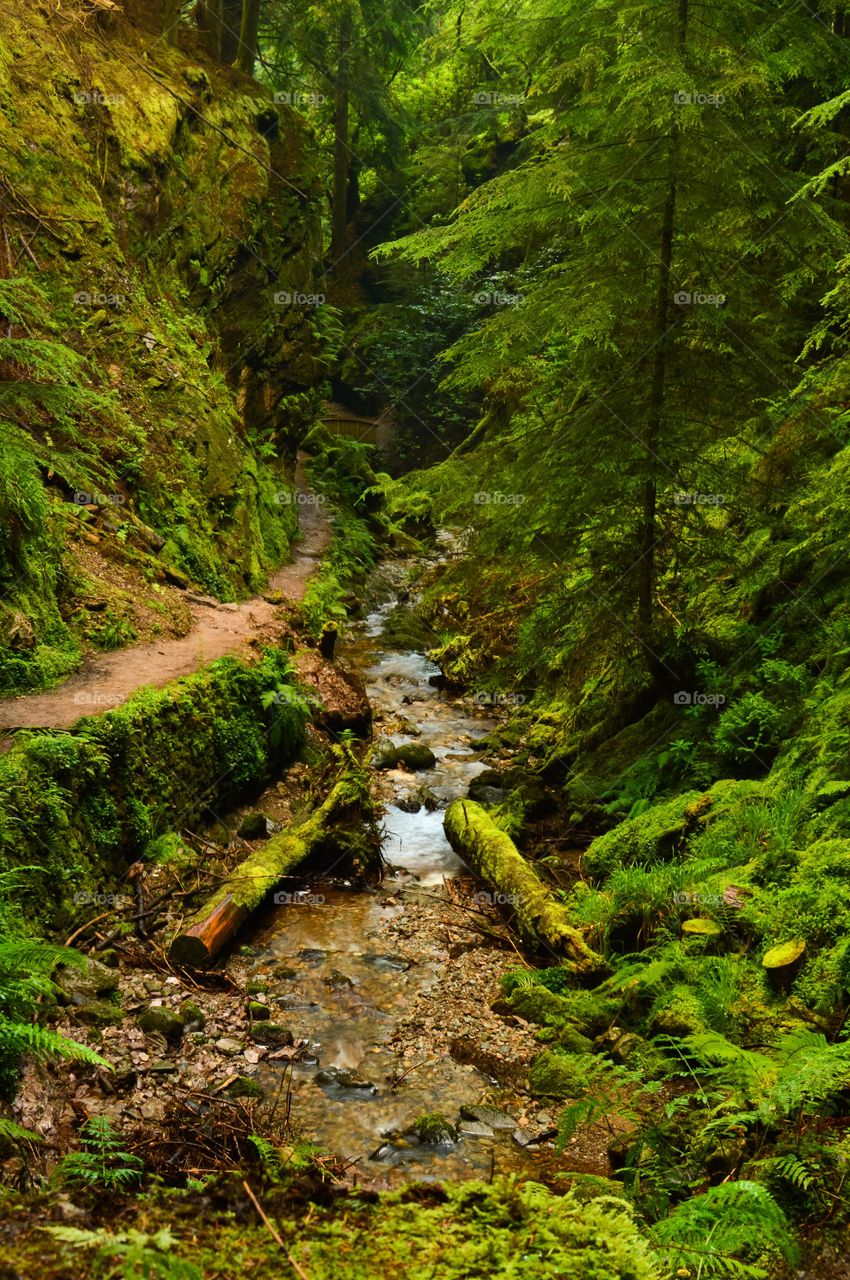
[2,1175,661,1280]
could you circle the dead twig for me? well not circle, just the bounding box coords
[242,1180,311,1279]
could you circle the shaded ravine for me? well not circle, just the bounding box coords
[0,454,330,732]
[233,564,605,1186]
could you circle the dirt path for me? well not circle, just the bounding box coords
[0,456,331,732]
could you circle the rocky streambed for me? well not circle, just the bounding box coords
[12,555,609,1190]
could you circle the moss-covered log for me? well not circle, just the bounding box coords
[169,776,359,967]
[443,800,605,973]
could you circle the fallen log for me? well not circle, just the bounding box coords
[169,777,357,968]
[443,799,605,974]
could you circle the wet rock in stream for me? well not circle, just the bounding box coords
[361,953,411,972]
[459,1104,516,1131]
[248,1023,293,1047]
[314,1068,379,1099]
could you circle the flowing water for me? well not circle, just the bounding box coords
[242,562,566,1186]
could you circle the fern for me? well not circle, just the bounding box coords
[682,1033,775,1102]
[0,936,108,1100]
[756,1153,818,1195]
[651,1181,798,1278]
[249,1133,285,1181]
[54,1117,143,1192]
[0,1115,42,1143]
[45,1226,202,1279]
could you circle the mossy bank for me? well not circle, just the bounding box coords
[0,0,325,694]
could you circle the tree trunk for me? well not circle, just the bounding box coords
[197,0,225,59]
[636,0,687,668]
[169,776,357,967]
[163,0,182,45]
[235,0,262,75]
[443,800,606,973]
[331,5,353,264]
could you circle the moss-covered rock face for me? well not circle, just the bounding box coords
[0,4,324,692]
[0,649,307,931]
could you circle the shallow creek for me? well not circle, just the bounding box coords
[241,570,565,1186]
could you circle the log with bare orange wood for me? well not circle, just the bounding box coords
[169,777,356,968]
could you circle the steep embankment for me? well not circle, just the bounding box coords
[0,455,330,731]
[0,0,325,695]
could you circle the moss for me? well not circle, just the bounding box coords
[762,940,806,968]
[0,1177,660,1280]
[444,799,605,972]
[396,743,437,770]
[0,3,323,691]
[411,1113,457,1144]
[584,790,708,879]
[0,649,307,931]
[506,983,579,1028]
[528,1049,591,1098]
[646,984,707,1038]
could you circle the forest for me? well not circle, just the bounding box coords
[1,0,850,1275]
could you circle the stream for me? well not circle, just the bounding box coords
[237,557,566,1186]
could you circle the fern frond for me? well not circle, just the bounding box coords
[0,1018,108,1067]
[651,1181,798,1278]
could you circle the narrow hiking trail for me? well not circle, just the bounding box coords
[0,456,331,733]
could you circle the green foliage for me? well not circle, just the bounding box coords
[650,1182,798,1279]
[0,650,307,931]
[55,1116,144,1192]
[45,1226,202,1280]
[0,924,108,1103]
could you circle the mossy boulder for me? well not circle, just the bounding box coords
[224,1076,265,1100]
[247,1023,293,1047]
[646,984,706,1038]
[529,1050,591,1098]
[138,1007,185,1042]
[396,743,437,770]
[410,1112,457,1144]
[506,984,579,1028]
[584,789,709,879]
[180,1001,205,1031]
[380,606,436,652]
[71,1000,124,1028]
[238,811,276,840]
